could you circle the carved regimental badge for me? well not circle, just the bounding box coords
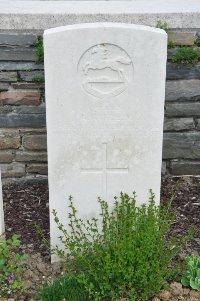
[78,44,133,99]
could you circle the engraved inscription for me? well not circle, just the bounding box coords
[78,44,133,99]
[81,143,129,200]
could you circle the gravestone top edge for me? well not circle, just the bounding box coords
[44,22,167,37]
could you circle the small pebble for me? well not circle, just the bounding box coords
[190,290,200,299]
[152,298,160,301]
[170,282,183,296]
[183,288,190,296]
[159,290,171,301]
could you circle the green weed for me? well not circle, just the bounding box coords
[0,235,29,297]
[171,46,200,64]
[168,40,175,49]
[182,255,200,291]
[51,192,194,301]
[35,36,44,63]
[32,76,45,83]
[37,273,90,301]
[156,21,170,33]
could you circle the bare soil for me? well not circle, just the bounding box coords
[2,176,200,256]
[1,176,200,300]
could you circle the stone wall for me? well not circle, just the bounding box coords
[0,30,200,182]
[0,32,47,182]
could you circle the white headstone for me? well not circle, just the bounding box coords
[0,170,5,236]
[44,23,167,260]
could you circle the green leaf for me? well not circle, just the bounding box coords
[190,279,199,290]
[181,275,190,287]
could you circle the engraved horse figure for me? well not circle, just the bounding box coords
[83,45,131,81]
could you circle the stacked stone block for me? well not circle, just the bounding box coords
[0,30,200,181]
[163,30,200,175]
[0,32,47,181]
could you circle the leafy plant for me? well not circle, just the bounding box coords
[156,21,175,49]
[168,40,175,49]
[182,256,200,291]
[194,36,200,47]
[51,192,194,301]
[32,75,45,83]
[35,36,44,63]
[156,21,170,33]
[0,234,29,297]
[37,273,90,301]
[171,46,200,64]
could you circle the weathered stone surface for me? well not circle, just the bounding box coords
[0,130,20,149]
[0,106,12,114]
[168,32,196,46]
[11,82,42,90]
[0,90,40,105]
[163,132,200,159]
[0,82,9,91]
[171,160,200,175]
[0,150,14,163]
[165,80,200,101]
[165,103,200,117]
[0,62,44,71]
[0,33,37,46]
[0,114,46,128]
[13,105,45,114]
[167,48,178,60]
[16,151,47,162]
[0,163,25,178]
[1,0,200,30]
[19,71,44,82]
[0,48,36,61]
[45,23,167,259]
[19,128,46,134]
[26,163,48,175]
[197,118,200,130]
[166,63,200,80]
[164,118,195,131]
[23,134,47,150]
[0,71,17,82]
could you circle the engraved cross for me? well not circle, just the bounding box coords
[81,143,129,200]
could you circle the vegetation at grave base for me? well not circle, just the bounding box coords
[0,234,29,297]
[167,40,175,49]
[17,72,22,82]
[156,21,175,49]
[156,20,170,33]
[49,191,195,301]
[194,37,200,47]
[35,36,44,63]
[37,273,90,301]
[181,255,200,291]
[171,46,200,64]
[32,75,45,83]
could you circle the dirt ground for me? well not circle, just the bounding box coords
[2,176,200,257]
[1,176,200,300]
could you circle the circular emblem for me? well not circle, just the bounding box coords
[78,43,133,99]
